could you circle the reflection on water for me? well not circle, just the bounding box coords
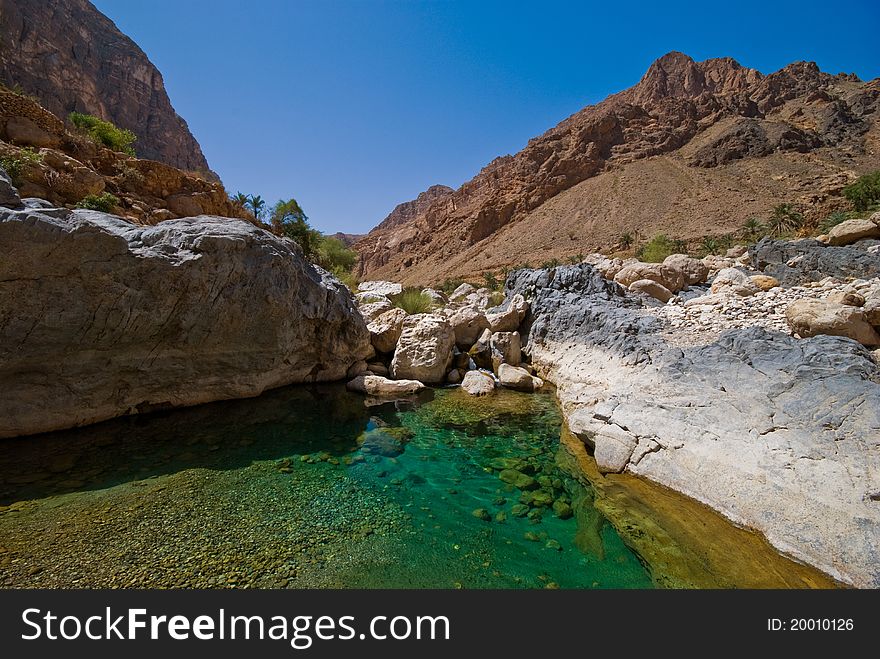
[0,385,652,588]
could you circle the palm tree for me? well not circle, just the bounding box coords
[230,192,249,209]
[247,194,266,222]
[619,232,634,249]
[741,217,764,242]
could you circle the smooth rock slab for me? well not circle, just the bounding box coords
[0,208,372,438]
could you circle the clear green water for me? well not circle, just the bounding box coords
[0,385,652,589]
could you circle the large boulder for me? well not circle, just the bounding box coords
[827,218,880,246]
[448,306,489,347]
[614,261,685,293]
[628,279,674,303]
[448,282,476,302]
[785,299,880,346]
[368,307,408,353]
[358,280,402,297]
[346,374,425,396]
[461,369,496,396]
[710,267,759,296]
[358,298,393,321]
[0,208,372,438]
[497,363,543,392]
[490,331,521,368]
[663,253,709,286]
[390,313,455,383]
[749,238,880,286]
[486,293,528,332]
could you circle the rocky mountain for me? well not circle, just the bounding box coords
[356,52,880,285]
[0,0,214,175]
[330,231,364,247]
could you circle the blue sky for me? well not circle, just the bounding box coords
[92,0,880,234]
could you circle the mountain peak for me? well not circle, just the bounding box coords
[628,52,758,104]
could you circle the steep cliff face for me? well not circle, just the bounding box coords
[356,52,880,285]
[0,0,213,175]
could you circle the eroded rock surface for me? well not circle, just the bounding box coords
[507,263,880,588]
[0,207,371,437]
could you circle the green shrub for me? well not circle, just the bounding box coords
[76,192,119,212]
[487,291,505,307]
[69,112,137,156]
[637,234,686,262]
[619,232,634,249]
[316,237,357,273]
[843,171,880,211]
[330,266,358,290]
[392,288,434,314]
[740,217,765,242]
[767,203,806,236]
[439,277,465,294]
[540,258,561,270]
[483,271,500,291]
[818,211,852,234]
[0,147,43,181]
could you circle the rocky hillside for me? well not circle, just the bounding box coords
[0,85,245,222]
[356,52,880,285]
[0,0,213,175]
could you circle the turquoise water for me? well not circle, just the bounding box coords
[0,385,652,588]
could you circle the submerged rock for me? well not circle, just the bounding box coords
[0,208,371,438]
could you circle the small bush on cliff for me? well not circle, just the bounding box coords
[392,288,433,314]
[843,171,880,212]
[637,234,686,262]
[76,192,119,212]
[69,112,136,156]
[0,147,43,182]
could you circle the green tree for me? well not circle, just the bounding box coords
[270,198,321,257]
[767,203,805,236]
[316,237,357,272]
[741,217,765,242]
[843,171,880,211]
[230,192,249,210]
[247,194,266,221]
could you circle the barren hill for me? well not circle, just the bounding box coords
[356,52,880,285]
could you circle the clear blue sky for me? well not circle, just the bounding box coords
[92,0,880,234]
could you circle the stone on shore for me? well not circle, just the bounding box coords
[497,363,543,392]
[460,369,495,396]
[368,307,408,353]
[346,375,425,396]
[785,298,880,346]
[390,313,455,383]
